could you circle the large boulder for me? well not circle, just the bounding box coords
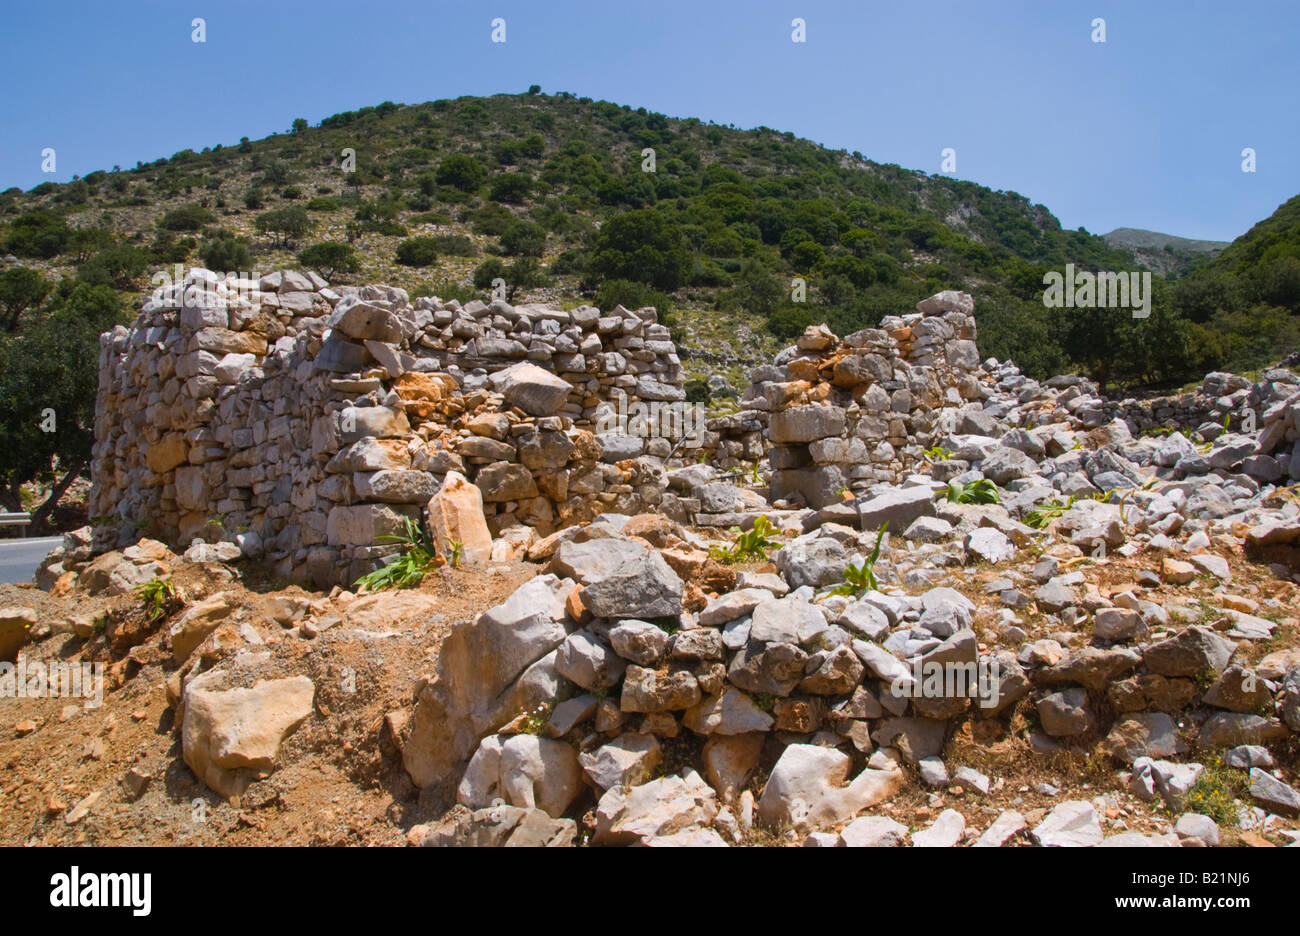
[0,607,35,663]
[457,734,583,818]
[757,743,904,832]
[181,674,315,798]
[402,575,572,788]
[774,535,848,589]
[855,486,937,533]
[769,405,847,444]
[593,772,719,845]
[168,592,239,664]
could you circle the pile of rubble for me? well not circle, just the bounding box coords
[396,294,1300,847]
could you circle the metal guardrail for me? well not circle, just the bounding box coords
[0,513,32,537]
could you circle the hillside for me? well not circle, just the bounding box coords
[0,92,1139,375]
[1102,227,1227,278]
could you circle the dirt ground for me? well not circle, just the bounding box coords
[0,560,537,846]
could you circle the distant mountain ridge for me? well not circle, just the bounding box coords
[1102,227,1228,277]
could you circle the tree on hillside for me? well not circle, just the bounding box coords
[434,154,487,192]
[299,242,358,280]
[589,209,692,292]
[4,211,70,258]
[76,245,151,290]
[0,266,53,332]
[199,229,254,273]
[255,206,312,247]
[395,237,439,267]
[157,204,215,232]
[489,172,534,205]
[0,283,126,527]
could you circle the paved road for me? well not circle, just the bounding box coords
[0,537,61,586]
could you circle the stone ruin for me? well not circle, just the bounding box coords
[48,273,1300,846]
[90,269,688,587]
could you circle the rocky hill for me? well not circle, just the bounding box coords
[1102,228,1228,278]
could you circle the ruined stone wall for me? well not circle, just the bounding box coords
[90,268,684,587]
[723,291,984,508]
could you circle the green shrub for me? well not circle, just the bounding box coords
[157,204,215,232]
[4,211,71,258]
[708,515,781,564]
[428,234,478,257]
[298,241,358,280]
[199,229,253,272]
[489,172,533,204]
[435,154,488,192]
[498,219,545,257]
[396,236,439,267]
[353,517,439,591]
[473,258,506,289]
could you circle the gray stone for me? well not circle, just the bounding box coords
[840,815,909,847]
[1032,800,1103,847]
[1249,768,1300,816]
[855,486,937,533]
[579,733,661,790]
[554,630,627,690]
[580,550,684,619]
[608,619,671,666]
[912,809,966,847]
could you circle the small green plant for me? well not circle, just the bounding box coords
[647,614,682,635]
[945,479,1000,505]
[516,703,552,736]
[709,514,780,564]
[828,523,889,598]
[922,444,955,462]
[447,539,464,569]
[133,576,178,622]
[1024,497,1070,529]
[749,461,762,485]
[353,516,438,591]
[1183,761,1247,827]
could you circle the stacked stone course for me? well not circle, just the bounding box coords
[90,269,686,587]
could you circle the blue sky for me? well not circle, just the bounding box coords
[1,0,1295,242]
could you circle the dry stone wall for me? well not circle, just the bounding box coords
[732,291,984,508]
[90,268,686,587]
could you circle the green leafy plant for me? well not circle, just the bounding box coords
[133,575,178,622]
[447,539,464,569]
[353,516,439,591]
[945,479,1001,504]
[828,523,889,598]
[708,514,780,564]
[1024,497,1072,529]
[922,445,955,462]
